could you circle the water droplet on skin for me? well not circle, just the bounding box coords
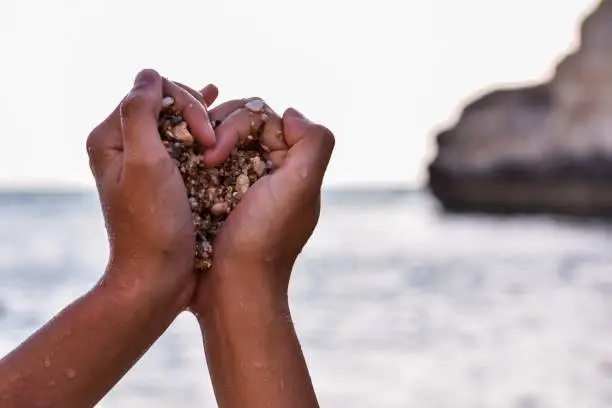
[43,357,51,368]
[279,379,285,391]
[66,369,76,379]
[299,167,309,179]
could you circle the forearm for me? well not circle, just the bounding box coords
[0,259,185,408]
[198,271,319,408]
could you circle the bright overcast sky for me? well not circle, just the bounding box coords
[0,0,597,189]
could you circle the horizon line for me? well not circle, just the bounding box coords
[0,183,425,194]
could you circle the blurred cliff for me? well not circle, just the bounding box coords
[428,0,612,216]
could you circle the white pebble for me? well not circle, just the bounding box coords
[162,96,175,108]
[200,240,213,254]
[236,174,250,194]
[245,99,265,112]
[251,156,266,177]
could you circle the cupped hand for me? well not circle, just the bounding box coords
[87,69,221,306]
[185,95,335,310]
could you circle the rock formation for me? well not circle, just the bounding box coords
[428,0,612,216]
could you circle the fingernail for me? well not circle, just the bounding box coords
[134,69,159,87]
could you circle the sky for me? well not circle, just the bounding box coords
[0,0,598,190]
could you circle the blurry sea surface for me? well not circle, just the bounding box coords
[2,188,612,407]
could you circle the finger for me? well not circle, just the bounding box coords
[119,69,167,165]
[173,81,203,102]
[273,108,335,196]
[213,99,286,151]
[173,82,219,107]
[200,84,219,107]
[267,150,287,168]
[259,106,287,152]
[207,97,267,124]
[203,107,267,166]
[208,99,249,123]
[162,79,216,148]
[204,99,285,166]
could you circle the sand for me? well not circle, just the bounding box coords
[158,98,272,270]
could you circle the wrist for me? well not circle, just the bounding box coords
[193,260,290,324]
[197,283,292,343]
[102,254,196,314]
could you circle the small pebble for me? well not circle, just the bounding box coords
[162,96,175,108]
[168,115,183,126]
[207,187,219,200]
[158,100,272,272]
[251,156,266,176]
[170,144,183,159]
[200,240,213,254]
[245,99,265,112]
[211,202,229,215]
[236,174,250,194]
[170,122,194,144]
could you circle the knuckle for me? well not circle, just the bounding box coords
[313,124,336,150]
[86,125,104,158]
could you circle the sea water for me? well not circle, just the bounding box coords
[1,189,612,408]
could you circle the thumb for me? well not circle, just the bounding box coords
[119,69,166,164]
[274,108,335,198]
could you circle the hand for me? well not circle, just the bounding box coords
[177,96,332,408]
[189,96,335,310]
[86,69,220,306]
